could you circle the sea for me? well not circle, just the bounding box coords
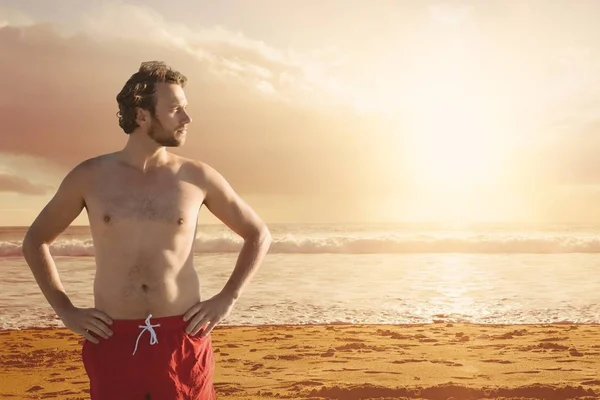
[1,222,599,330]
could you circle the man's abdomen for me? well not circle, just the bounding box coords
[92,258,201,319]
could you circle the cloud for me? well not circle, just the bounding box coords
[0,174,54,195]
[0,3,401,203]
[54,2,347,108]
[0,5,35,28]
[3,0,600,216]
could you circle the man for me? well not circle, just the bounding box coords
[22,61,272,399]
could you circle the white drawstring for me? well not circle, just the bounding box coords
[132,314,161,355]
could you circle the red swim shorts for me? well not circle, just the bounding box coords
[82,314,216,400]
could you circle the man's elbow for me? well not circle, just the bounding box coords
[245,224,272,247]
[22,229,37,254]
[22,228,47,255]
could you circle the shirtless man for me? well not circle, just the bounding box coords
[22,61,272,399]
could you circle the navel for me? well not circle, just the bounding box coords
[141,284,149,292]
[177,217,184,225]
[103,215,111,223]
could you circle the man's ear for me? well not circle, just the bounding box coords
[135,107,148,125]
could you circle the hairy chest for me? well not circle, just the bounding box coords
[84,171,204,225]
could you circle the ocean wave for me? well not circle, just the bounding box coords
[2,303,600,330]
[4,233,600,256]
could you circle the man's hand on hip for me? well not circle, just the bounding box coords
[183,292,236,337]
[58,306,113,344]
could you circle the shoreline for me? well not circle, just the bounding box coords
[2,323,599,399]
[4,321,600,330]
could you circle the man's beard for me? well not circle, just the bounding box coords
[148,117,184,147]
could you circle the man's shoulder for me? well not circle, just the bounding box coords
[174,156,219,178]
[172,156,231,194]
[67,153,118,179]
[76,153,118,168]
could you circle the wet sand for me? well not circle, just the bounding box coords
[1,323,599,399]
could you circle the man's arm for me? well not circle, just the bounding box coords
[201,163,272,300]
[23,162,113,343]
[22,165,87,316]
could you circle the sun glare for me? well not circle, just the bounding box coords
[402,57,507,192]
[408,100,499,190]
[383,46,521,223]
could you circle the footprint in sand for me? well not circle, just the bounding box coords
[364,370,402,375]
[569,348,584,356]
[581,380,600,385]
[535,343,570,351]
[451,332,470,342]
[503,370,541,374]
[430,359,463,367]
[481,358,513,364]
[278,345,299,350]
[337,337,363,342]
[263,354,302,361]
[392,359,427,364]
[335,343,370,352]
[539,336,569,342]
[213,383,244,395]
[320,349,335,357]
[279,354,302,361]
[293,380,323,387]
[492,329,528,339]
[375,329,413,340]
[40,390,78,398]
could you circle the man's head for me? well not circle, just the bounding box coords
[116,61,192,147]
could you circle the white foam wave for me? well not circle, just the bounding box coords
[0,239,95,257]
[4,233,600,257]
[3,303,600,330]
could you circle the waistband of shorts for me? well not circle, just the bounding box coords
[109,314,188,333]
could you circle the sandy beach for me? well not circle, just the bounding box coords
[1,323,599,399]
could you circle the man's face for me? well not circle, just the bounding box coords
[147,83,192,147]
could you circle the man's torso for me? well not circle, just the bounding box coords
[81,153,206,319]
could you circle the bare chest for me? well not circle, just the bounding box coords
[84,173,203,226]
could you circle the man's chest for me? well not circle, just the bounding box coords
[84,176,204,224]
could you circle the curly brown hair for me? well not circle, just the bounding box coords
[116,61,188,134]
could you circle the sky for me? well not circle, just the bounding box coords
[2,0,600,226]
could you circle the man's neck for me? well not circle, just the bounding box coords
[120,134,169,171]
